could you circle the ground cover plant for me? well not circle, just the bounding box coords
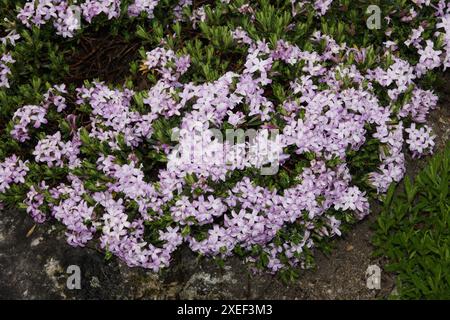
[0,0,449,281]
[373,143,450,299]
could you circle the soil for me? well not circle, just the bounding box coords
[65,33,141,86]
[0,65,448,300]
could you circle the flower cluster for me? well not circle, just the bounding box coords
[128,0,160,18]
[18,0,124,37]
[82,0,121,23]
[11,105,48,142]
[50,176,96,246]
[399,88,438,123]
[0,0,448,274]
[405,123,436,157]
[33,131,81,169]
[0,155,29,193]
[10,85,67,141]
[171,195,227,226]
[18,0,82,38]
[370,123,406,193]
[0,53,14,88]
[76,82,154,149]
[436,6,450,69]
[291,0,334,17]
[25,182,48,223]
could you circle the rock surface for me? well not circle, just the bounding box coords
[0,206,393,299]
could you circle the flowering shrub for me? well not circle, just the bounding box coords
[0,0,449,279]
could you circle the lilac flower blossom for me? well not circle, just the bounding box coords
[0,155,29,193]
[0,53,15,88]
[405,123,436,157]
[11,105,48,142]
[33,131,81,168]
[416,40,443,77]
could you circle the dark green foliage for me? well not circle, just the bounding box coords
[373,143,450,299]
